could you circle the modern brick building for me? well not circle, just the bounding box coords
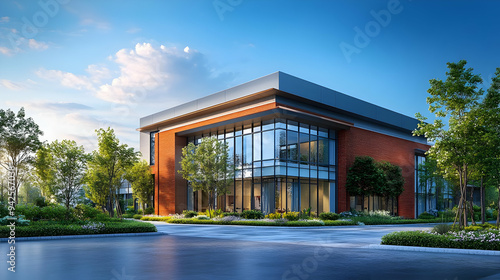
[139,72,430,218]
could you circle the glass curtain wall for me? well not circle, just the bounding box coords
[187,118,336,216]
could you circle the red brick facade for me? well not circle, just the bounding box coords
[337,127,430,218]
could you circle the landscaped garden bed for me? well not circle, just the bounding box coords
[139,209,447,227]
[381,223,500,251]
[0,204,157,238]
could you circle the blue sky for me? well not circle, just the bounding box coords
[1,0,499,152]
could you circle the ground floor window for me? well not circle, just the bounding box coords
[349,195,398,215]
[189,177,335,216]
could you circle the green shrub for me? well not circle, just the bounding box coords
[493,210,499,220]
[137,209,144,215]
[40,205,73,220]
[204,209,223,217]
[241,210,264,219]
[196,215,210,220]
[0,220,157,238]
[141,216,172,222]
[382,230,500,251]
[486,208,494,220]
[432,223,451,234]
[74,204,102,220]
[183,210,199,218]
[222,212,240,217]
[319,212,340,221]
[299,207,311,219]
[34,197,48,208]
[133,214,143,219]
[283,212,300,221]
[125,208,136,215]
[323,220,357,226]
[122,213,134,218]
[438,209,455,219]
[144,207,154,215]
[382,231,450,247]
[15,204,42,221]
[265,212,282,219]
[418,212,436,220]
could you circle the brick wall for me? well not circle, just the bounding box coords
[337,127,430,218]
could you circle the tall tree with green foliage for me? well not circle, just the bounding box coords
[414,60,485,228]
[346,156,385,209]
[378,161,405,206]
[33,143,55,198]
[179,136,234,218]
[85,128,138,217]
[0,107,43,204]
[124,160,154,211]
[33,140,88,213]
[480,68,500,226]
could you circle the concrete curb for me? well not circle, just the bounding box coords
[0,232,167,242]
[367,244,500,256]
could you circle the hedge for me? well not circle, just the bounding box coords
[141,216,172,222]
[0,220,157,238]
[381,230,500,251]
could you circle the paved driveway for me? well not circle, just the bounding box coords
[153,222,436,248]
[2,223,500,280]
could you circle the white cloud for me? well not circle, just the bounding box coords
[0,17,9,23]
[0,79,25,90]
[36,42,234,119]
[0,46,12,55]
[184,46,190,53]
[36,69,95,91]
[28,39,48,50]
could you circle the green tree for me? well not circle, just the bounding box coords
[346,156,385,209]
[124,160,154,211]
[481,68,500,225]
[33,140,88,214]
[0,107,43,204]
[414,60,484,228]
[178,136,234,218]
[18,181,42,204]
[84,128,138,217]
[32,143,55,198]
[378,161,405,207]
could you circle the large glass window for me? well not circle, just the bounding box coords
[287,131,298,161]
[243,134,252,168]
[275,129,286,161]
[150,131,158,165]
[187,118,337,216]
[262,130,274,160]
[254,133,261,161]
[235,136,242,169]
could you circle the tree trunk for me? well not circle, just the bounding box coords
[480,176,485,224]
[469,188,475,225]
